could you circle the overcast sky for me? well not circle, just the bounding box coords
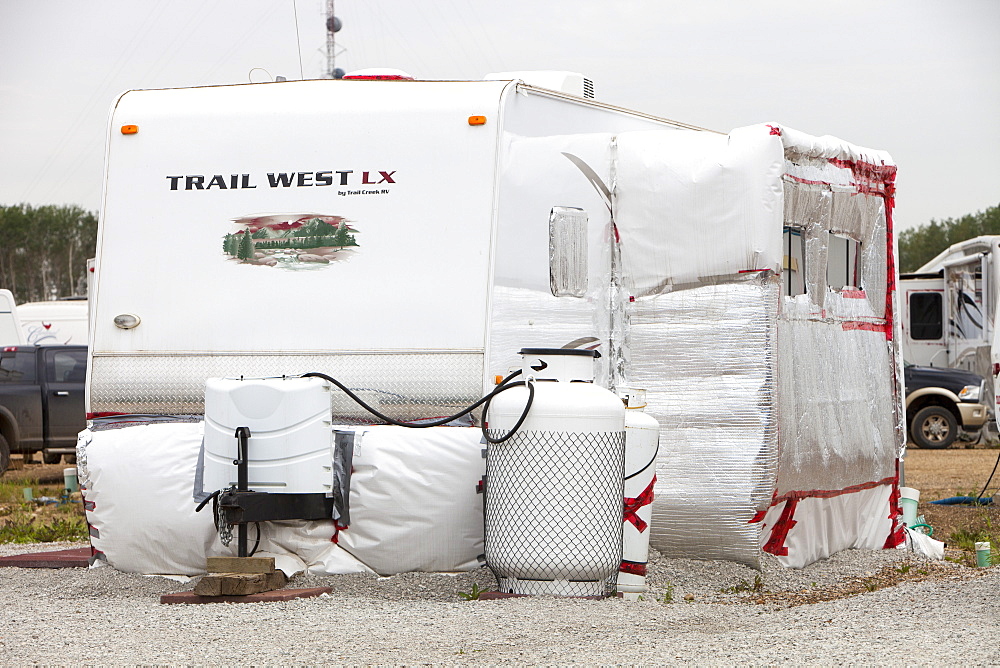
[1,0,997,231]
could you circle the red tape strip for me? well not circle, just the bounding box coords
[623,476,656,533]
[619,560,647,576]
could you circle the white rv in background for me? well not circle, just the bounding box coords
[0,290,25,346]
[899,235,1000,419]
[17,298,89,346]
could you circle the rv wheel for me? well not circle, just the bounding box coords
[911,406,958,449]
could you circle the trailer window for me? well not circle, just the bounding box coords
[781,227,806,297]
[910,292,943,340]
[549,207,588,298]
[827,234,861,291]
[0,351,36,383]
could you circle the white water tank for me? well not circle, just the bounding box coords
[202,376,333,494]
[617,388,660,599]
[485,348,626,597]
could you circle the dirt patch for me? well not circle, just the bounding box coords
[904,446,1000,500]
[1,458,68,486]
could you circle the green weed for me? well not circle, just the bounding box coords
[722,574,765,594]
[457,583,491,601]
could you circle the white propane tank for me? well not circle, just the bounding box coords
[617,388,660,600]
[202,376,333,494]
[484,348,626,597]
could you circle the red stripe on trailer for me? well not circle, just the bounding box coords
[623,476,656,533]
[767,125,782,136]
[619,560,647,576]
[748,509,767,524]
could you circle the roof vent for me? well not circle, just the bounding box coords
[484,71,594,99]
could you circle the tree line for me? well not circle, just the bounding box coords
[0,204,98,303]
[898,204,1000,272]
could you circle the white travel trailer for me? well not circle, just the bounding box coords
[0,290,25,346]
[17,298,89,346]
[81,74,902,574]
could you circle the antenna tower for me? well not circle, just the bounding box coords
[325,1,344,79]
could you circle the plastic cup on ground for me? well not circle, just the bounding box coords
[899,487,919,527]
[975,542,991,568]
[63,467,79,493]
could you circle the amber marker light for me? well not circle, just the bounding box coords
[468,116,486,126]
[121,125,138,135]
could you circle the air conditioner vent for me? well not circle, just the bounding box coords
[583,78,594,99]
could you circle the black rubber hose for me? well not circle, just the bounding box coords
[194,489,220,513]
[975,448,1000,503]
[301,369,522,428]
[480,379,534,444]
[249,522,261,557]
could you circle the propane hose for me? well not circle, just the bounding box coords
[300,369,534,443]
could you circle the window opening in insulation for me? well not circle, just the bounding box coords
[781,227,806,297]
[828,234,861,291]
[909,292,943,340]
[549,206,588,297]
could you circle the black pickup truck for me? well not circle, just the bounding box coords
[0,345,87,474]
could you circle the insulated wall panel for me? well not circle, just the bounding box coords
[629,276,780,568]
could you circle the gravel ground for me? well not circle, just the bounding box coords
[1,541,997,665]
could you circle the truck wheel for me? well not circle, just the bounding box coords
[42,452,62,465]
[0,433,9,476]
[911,406,958,449]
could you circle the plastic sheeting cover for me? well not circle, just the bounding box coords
[79,422,486,576]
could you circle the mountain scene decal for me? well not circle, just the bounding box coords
[223,213,359,269]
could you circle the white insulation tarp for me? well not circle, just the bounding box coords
[79,422,485,576]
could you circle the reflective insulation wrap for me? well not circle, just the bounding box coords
[489,131,617,388]
[629,275,780,568]
[89,351,483,421]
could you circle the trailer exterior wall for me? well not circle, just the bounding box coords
[90,80,508,416]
